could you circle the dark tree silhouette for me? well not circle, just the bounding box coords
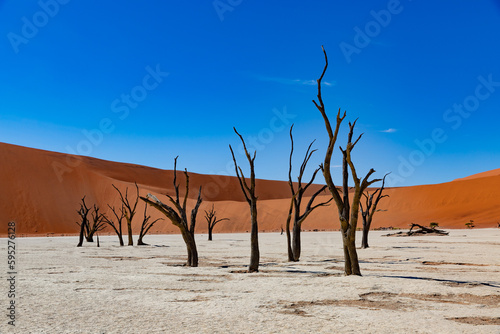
[141,157,202,267]
[137,204,162,245]
[113,183,139,246]
[86,204,106,242]
[229,128,259,273]
[204,204,228,241]
[103,204,125,246]
[360,173,389,249]
[76,196,90,247]
[286,124,331,261]
[314,46,381,276]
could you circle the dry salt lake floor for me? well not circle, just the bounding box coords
[1,229,500,333]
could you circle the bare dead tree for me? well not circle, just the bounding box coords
[113,183,139,246]
[137,204,162,246]
[204,204,229,241]
[408,223,449,235]
[229,128,259,273]
[76,196,90,247]
[286,124,332,261]
[86,204,106,242]
[103,204,125,246]
[359,173,389,249]
[141,157,202,266]
[314,46,381,276]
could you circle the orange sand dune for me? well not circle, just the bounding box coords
[1,142,499,237]
[453,168,500,181]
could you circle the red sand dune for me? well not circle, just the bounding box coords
[1,142,499,237]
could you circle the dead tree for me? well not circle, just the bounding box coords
[314,46,381,276]
[137,204,162,245]
[359,173,389,249]
[408,223,449,235]
[204,204,228,241]
[141,157,202,267]
[286,124,331,261]
[76,196,90,247]
[86,204,106,242]
[230,128,259,273]
[103,204,125,246]
[113,183,139,246]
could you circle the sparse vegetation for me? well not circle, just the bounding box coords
[314,46,382,276]
[103,204,126,246]
[429,222,439,229]
[384,223,449,236]
[360,173,389,249]
[285,124,332,262]
[204,204,228,241]
[87,204,106,242]
[230,128,260,273]
[465,220,475,229]
[141,157,202,267]
[113,183,140,246]
[76,197,106,246]
[137,204,162,246]
[76,196,90,247]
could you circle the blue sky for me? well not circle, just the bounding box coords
[1,0,500,187]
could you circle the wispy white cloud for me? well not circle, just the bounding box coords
[254,75,335,87]
[381,128,397,133]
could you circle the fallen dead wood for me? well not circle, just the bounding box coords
[383,223,449,237]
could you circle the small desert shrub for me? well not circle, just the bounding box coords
[429,222,439,229]
[465,220,475,229]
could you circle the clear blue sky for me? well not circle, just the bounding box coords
[1,0,500,187]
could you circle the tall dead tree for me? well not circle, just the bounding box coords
[286,124,331,261]
[360,173,389,249]
[137,204,162,246]
[86,204,106,242]
[204,204,229,241]
[141,157,202,267]
[229,128,259,273]
[76,196,90,247]
[113,183,139,246]
[103,204,125,246]
[314,46,381,276]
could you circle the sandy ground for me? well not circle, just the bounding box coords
[1,229,499,333]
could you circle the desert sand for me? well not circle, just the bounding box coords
[1,229,499,333]
[1,142,500,238]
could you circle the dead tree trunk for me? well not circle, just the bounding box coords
[408,223,449,235]
[314,46,382,276]
[141,157,202,267]
[103,204,125,246]
[137,204,162,245]
[113,183,139,246]
[76,196,90,247]
[230,128,259,273]
[285,195,295,261]
[86,204,106,242]
[360,174,389,249]
[204,204,228,241]
[286,125,331,261]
